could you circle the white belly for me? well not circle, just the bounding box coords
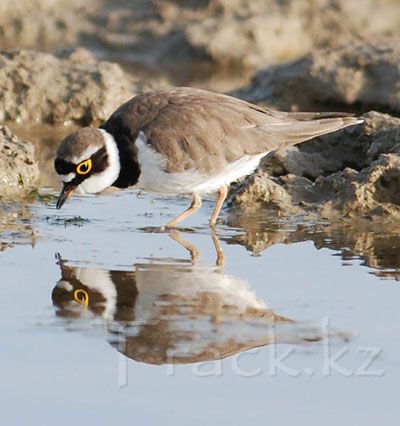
[135,132,266,195]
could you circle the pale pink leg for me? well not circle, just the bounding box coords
[209,185,229,226]
[163,194,202,229]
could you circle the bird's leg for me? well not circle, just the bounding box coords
[169,230,224,267]
[211,230,225,267]
[169,230,201,264]
[162,194,202,229]
[209,185,229,226]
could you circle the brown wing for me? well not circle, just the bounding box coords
[105,87,362,174]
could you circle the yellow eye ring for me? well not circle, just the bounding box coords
[73,289,89,307]
[76,159,92,175]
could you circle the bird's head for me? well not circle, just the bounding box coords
[54,127,120,209]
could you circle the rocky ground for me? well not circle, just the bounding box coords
[230,111,400,221]
[1,0,400,77]
[0,49,139,125]
[0,126,39,199]
[0,0,400,224]
[234,42,400,114]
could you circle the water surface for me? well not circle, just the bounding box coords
[1,188,400,425]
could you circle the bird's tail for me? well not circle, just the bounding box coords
[262,112,364,145]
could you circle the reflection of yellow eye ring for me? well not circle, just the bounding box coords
[76,159,92,175]
[73,289,89,307]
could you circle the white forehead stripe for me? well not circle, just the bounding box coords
[78,129,121,194]
[56,280,74,291]
[59,172,76,183]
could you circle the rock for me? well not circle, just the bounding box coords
[2,1,400,82]
[235,42,400,113]
[185,0,359,68]
[0,126,39,198]
[0,49,139,125]
[231,111,400,220]
[78,0,400,72]
[0,0,94,52]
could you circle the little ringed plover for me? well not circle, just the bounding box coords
[54,87,363,228]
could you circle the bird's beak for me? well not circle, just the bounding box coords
[56,183,76,209]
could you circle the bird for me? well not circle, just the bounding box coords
[52,239,308,365]
[54,87,363,228]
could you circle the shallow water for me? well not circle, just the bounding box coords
[1,188,400,425]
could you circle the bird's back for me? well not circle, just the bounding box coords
[103,87,362,175]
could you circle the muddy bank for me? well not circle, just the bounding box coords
[235,42,400,114]
[1,1,400,87]
[4,40,400,126]
[0,126,39,199]
[0,49,148,125]
[231,111,400,220]
[0,0,94,52]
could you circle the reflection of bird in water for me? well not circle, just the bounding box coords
[52,234,321,365]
